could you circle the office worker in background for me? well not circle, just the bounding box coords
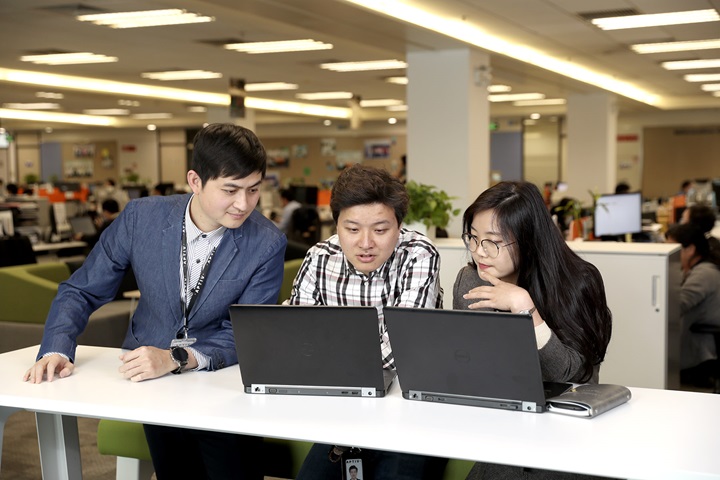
[454,181,612,480]
[74,198,120,250]
[286,164,447,479]
[665,223,720,388]
[275,187,302,234]
[680,204,720,264]
[24,123,287,480]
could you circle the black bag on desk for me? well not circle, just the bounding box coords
[0,235,37,267]
[546,384,631,418]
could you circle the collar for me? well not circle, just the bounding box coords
[184,195,226,242]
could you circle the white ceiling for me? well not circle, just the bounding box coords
[1,0,719,131]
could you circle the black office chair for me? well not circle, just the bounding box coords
[690,324,720,394]
[287,206,321,246]
[0,234,37,267]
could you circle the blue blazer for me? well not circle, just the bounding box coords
[38,193,287,370]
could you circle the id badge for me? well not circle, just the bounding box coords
[342,448,367,480]
[170,337,196,348]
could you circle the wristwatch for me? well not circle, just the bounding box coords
[518,306,537,316]
[170,347,188,374]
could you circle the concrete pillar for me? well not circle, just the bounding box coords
[406,48,490,237]
[566,93,618,204]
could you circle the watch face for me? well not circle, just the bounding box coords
[172,347,188,363]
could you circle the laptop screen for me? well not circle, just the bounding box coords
[69,216,97,236]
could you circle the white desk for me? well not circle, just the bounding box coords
[32,241,87,253]
[1,346,719,480]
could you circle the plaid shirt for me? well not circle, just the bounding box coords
[286,228,443,367]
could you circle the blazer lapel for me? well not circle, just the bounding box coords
[162,195,189,324]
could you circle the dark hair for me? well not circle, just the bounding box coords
[279,188,293,202]
[106,179,116,187]
[685,205,716,234]
[191,123,267,185]
[462,181,612,382]
[330,164,408,226]
[666,223,711,261]
[681,180,692,191]
[6,183,18,195]
[349,466,358,472]
[101,199,120,214]
[614,182,630,194]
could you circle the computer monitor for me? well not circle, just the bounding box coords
[594,192,642,238]
[0,210,13,236]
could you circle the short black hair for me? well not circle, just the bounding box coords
[101,199,120,214]
[349,466,358,472]
[191,123,267,185]
[330,164,408,226]
[686,205,716,234]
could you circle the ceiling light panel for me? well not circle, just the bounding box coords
[512,98,567,106]
[36,92,64,99]
[489,93,546,103]
[244,82,299,92]
[359,98,403,107]
[20,52,118,65]
[77,9,214,29]
[320,60,407,72]
[631,39,720,54]
[661,59,720,70]
[684,73,720,82]
[0,108,115,126]
[2,102,60,110]
[83,109,130,115]
[700,84,720,92]
[591,9,719,30]
[132,113,173,119]
[385,76,408,85]
[224,39,332,54]
[296,92,354,100]
[141,70,222,81]
[488,84,512,93]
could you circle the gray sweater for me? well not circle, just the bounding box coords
[679,260,720,369]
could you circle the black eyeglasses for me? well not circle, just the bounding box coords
[461,233,516,258]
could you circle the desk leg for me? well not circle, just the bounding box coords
[0,406,21,474]
[36,412,82,480]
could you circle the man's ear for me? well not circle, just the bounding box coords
[187,170,202,193]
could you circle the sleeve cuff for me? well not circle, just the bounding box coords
[534,322,552,350]
[187,347,209,371]
[43,352,71,361]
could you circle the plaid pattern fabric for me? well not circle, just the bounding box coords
[287,228,443,368]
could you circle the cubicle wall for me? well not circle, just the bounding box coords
[435,239,682,390]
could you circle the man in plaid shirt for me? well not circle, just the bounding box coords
[286,164,447,480]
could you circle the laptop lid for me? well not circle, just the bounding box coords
[69,215,97,237]
[384,307,565,413]
[229,304,395,397]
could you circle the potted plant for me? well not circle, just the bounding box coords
[404,180,460,237]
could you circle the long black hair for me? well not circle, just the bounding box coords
[462,181,612,382]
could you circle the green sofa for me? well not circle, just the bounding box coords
[0,262,132,354]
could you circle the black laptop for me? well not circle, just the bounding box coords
[229,304,396,397]
[383,307,570,413]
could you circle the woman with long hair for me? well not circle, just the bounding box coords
[455,181,613,479]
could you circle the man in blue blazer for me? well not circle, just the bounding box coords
[25,123,287,479]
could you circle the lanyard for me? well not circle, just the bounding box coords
[179,219,220,340]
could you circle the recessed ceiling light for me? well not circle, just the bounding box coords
[359,98,403,107]
[245,82,299,92]
[320,60,407,72]
[591,9,719,30]
[700,84,720,92]
[132,113,173,119]
[36,92,64,99]
[187,105,208,113]
[488,84,512,93]
[77,9,214,29]
[323,119,332,126]
[489,93,545,103]
[683,73,720,82]
[385,76,408,85]
[147,124,157,131]
[141,70,222,81]
[224,39,332,54]
[512,98,567,106]
[631,38,720,54]
[529,113,541,120]
[386,104,408,111]
[82,109,130,115]
[661,59,720,70]
[20,52,118,65]
[118,99,141,107]
[2,102,60,110]
[296,91,354,100]
[388,117,398,124]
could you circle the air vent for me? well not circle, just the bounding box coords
[38,4,106,15]
[198,38,245,47]
[578,9,639,21]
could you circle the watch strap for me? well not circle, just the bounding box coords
[518,306,537,316]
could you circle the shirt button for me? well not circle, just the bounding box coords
[196,259,201,263]
[201,234,207,238]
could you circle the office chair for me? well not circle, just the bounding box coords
[690,324,720,394]
[0,234,37,267]
[288,206,321,246]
